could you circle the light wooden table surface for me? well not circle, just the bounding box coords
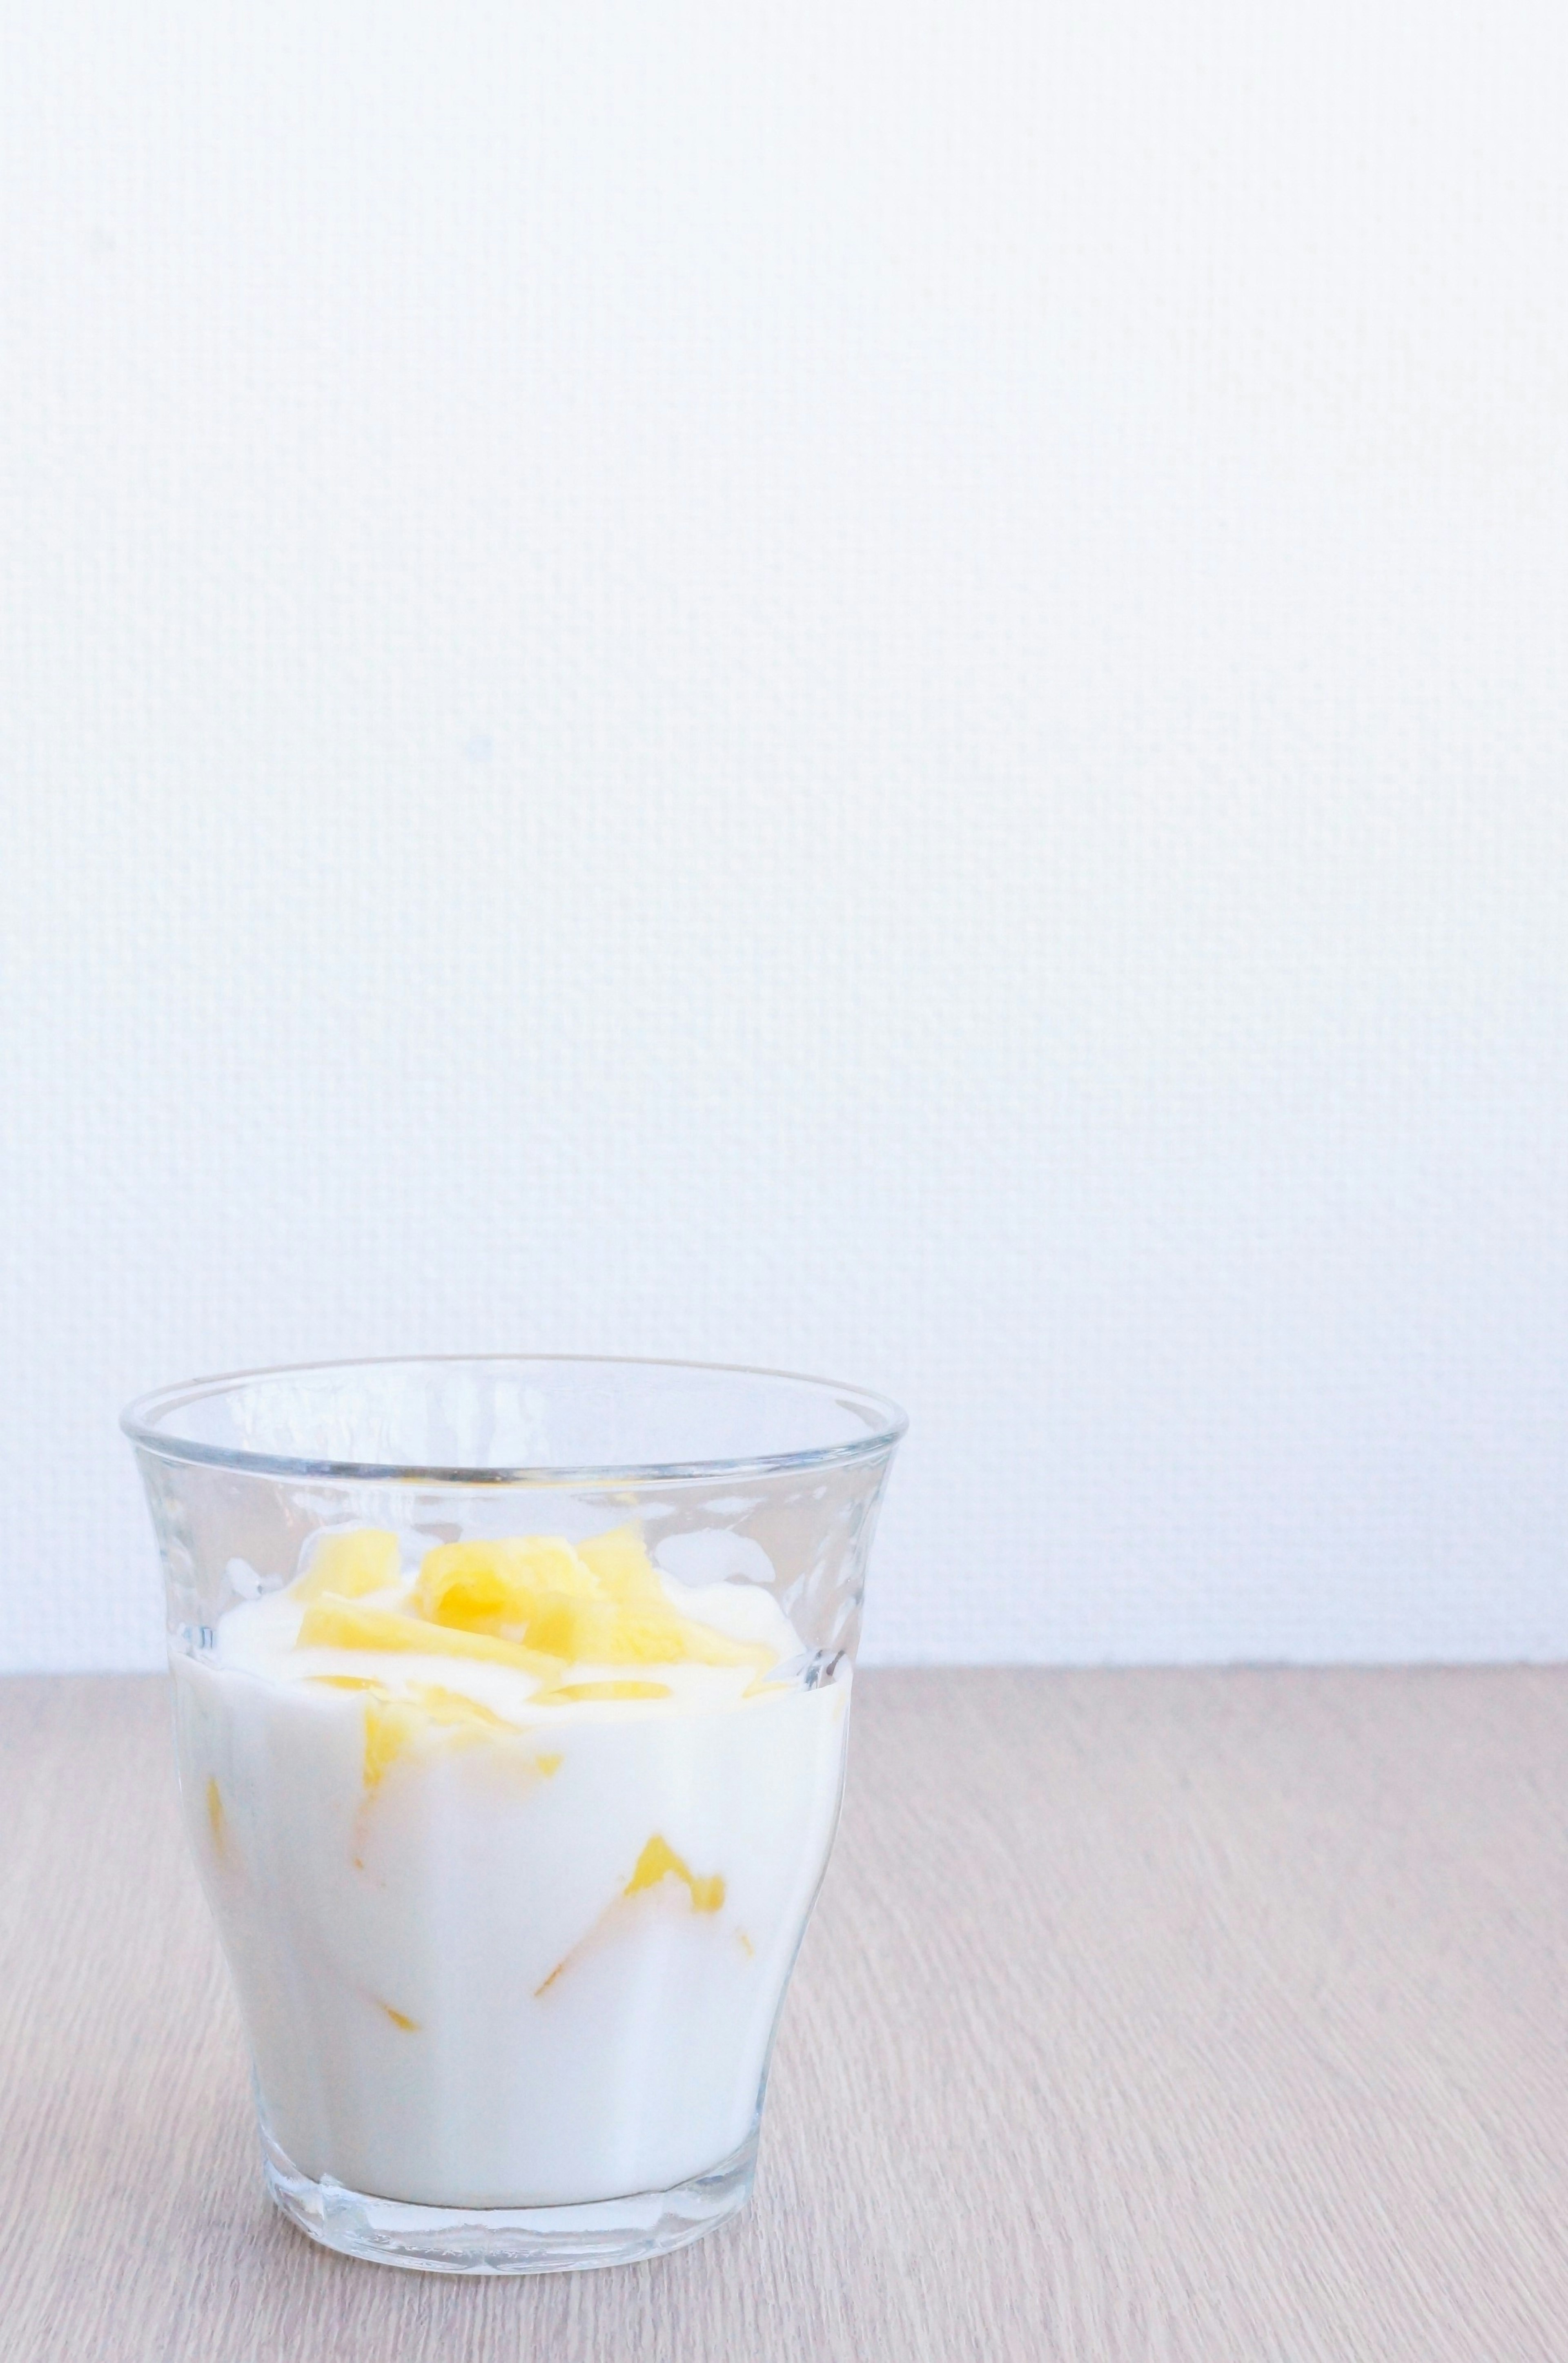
[3,1667,1566,2360]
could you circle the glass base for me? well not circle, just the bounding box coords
[259,2121,758,2274]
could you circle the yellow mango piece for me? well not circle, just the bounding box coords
[361,1681,515,1786]
[577,1524,665,1605]
[409,1682,514,1730]
[296,1595,556,1676]
[416,1528,765,1668]
[535,1752,564,1775]
[294,1528,401,1602]
[413,1546,513,1631]
[363,1694,422,1787]
[520,1591,768,1670]
[332,1524,777,1677]
[625,1833,725,1914]
[535,1680,673,1704]
[515,1593,620,1660]
[534,1826,727,1997]
[414,1537,597,1634]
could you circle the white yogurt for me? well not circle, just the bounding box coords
[173,1563,849,2209]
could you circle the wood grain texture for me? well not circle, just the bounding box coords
[3,1668,1568,2361]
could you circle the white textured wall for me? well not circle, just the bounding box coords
[4,0,1567,1672]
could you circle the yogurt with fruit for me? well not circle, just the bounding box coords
[173,1525,849,2209]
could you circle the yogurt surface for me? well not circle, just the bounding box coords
[174,1525,849,2208]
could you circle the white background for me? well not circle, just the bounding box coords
[4,0,1566,1671]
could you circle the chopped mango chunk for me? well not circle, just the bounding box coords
[415,1527,771,1671]
[409,1682,515,1730]
[294,1529,401,1602]
[519,1590,754,1667]
[577,1524,666,1605]
[362,1681,516,1786]
[415,1537,597,1632]
[296,1595,555,1676]
[535,1829,728,1995]
[361,1693,415,1786]
[626,1833,725,1913]
[291,1523,776,1682]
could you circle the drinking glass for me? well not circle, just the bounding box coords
[122,1355,904,2273]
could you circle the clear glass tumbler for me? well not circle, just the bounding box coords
[122,1355,904,2274]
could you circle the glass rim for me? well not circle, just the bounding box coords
[120,1352,909,1488]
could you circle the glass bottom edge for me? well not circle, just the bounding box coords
[260,2120,759,2274]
